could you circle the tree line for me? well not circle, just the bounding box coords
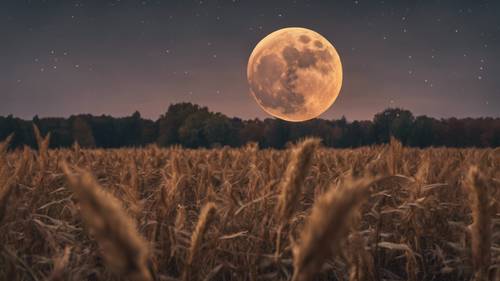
[1,102,499,149]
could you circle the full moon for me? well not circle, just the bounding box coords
[247,27,343,122]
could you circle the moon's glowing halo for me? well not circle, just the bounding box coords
[247,27,343,122]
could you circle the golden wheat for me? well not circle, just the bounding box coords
[291,177,374,281]
[62,163,153,281]
[182,202,217,281]
[0,132,497,281]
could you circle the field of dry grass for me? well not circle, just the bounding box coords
[0,130,499,281]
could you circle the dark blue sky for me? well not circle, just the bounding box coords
[1,0,499,120]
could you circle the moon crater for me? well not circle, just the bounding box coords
[247,27,343,122]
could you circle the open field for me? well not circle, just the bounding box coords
[0,133,499,281]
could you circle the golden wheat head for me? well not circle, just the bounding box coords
[291,177,374,281]
[62,163,153,281]
[276,138,320,225]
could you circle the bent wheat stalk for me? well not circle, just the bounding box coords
[182,202,217,281]
[275,138,320,260]
[291,177,375,281]
[62,163,153,281]
[276,138,320,224]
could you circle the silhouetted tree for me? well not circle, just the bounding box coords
[72,116,95,148]
[203,113,238,147]
[158,103,205,146]
[373,108,414,144]
[409,116,437,148]
[262,119,289,148]
[0,103,499,149]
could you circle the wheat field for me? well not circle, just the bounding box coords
[0,131,499,281]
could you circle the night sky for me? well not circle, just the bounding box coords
[1,0,499,120]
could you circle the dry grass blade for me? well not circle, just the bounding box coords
[276,138,320,224]
[291,177,374,281]
[61,163,153,281]
[182,202,217,281]
[466,166,493,281]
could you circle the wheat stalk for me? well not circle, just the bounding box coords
[33,124,50,170]
[276,138,320,224]
[182,202,217,281]
[62,163,153,281]
[291,177,375,281]
[274,138,320,261]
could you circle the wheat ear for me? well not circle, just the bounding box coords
[276,138,320,224]
[62,163,153,281]
[182,202,217,281]
[291,177,374,281]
